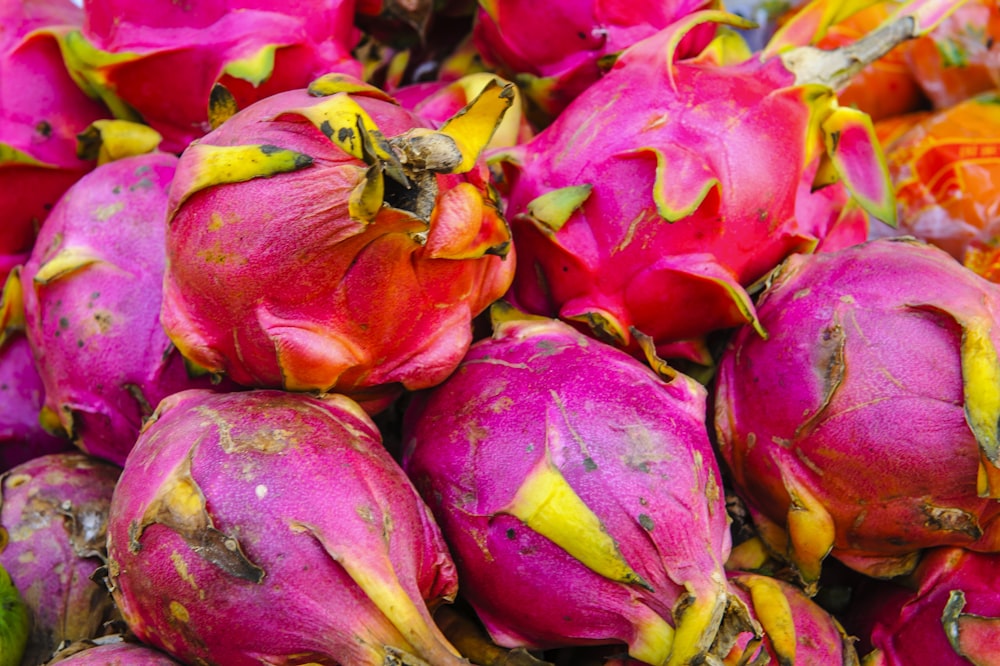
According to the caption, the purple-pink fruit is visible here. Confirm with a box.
[849,547,1000,665]
[60,0,361,152]
[498,10,908,364]
[0,452,121,666]
[715,237,1000,589]
[0,0,109,258]
[724,572,859,665]
[19,151,225,466]
[47,639,183,664]
[107,388,467,666]
[161,76,516,406]
[403,314,746,666]
[0,335,73,472]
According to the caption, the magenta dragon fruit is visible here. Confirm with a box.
[403,313,750,666]
[161,75,516,408]
[47,640,183,665]
[18,151,228,466]
[107,388,467,666]
[847,546,1000,665]
[0,0,109,261]
[714,237,1000,591]
[498,6,959,364]
[58,0,362,153]
[0,452,122,666]
[723,572,859,665]
[0,335,74,471]
[472,0,718,121]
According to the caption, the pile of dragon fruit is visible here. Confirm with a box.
[4,0,1000,663]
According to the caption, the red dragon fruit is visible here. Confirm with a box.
[471,0,718,122]
[714,237,1000,591]
[723,572,859,665]
[161,75,516,408]
[107,388,467,666]
[0,0,109,261]
[47,640,183,665]
[18,151,227,466]
[0,335,74,471]
[403,312,750,666]
[848,547,1000,665]
[498,4,955,364]
[58,0,362,153]
[0,452,122,666]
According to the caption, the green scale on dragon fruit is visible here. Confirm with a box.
[160,74,516,411]
[496,2,963,367]
[56,0,363,153]
[0,452,122,666]
[0,0,110,265]
[107,388,469,666]
[18,152,230,467]
[715,237,1000,592]
[403,312,752,666]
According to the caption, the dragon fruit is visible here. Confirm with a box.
[107,388,467,666]
[161,75,516,407]
[0,0,109,260]
[723,572,859,665]
[0,335,73,471]
[497,5,933,363]
[471,0,718,122]
[848,547,1000,665]
[19,151,227,466]
[403,313,749,666]
[58,0,362,153]
[0,452,122,666]
[47,640,183,665]
[714,237,1000,590]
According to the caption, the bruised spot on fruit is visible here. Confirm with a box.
[169,600,190,623]
[170,551,199,591]
[130,454,265,584]
[797,321,846,438]
[923,505,982,539]
[638,514,654,531]
[35,120,52,139]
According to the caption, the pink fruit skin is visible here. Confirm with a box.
[715,238,1000,580]
[49,641,183,664]
[0,452,122,666]
[403,317,733,662]
[161,86,515,403]
[472,0,716,119]
[0,335,74,472]
[848,547,1000,665]
[108,388,464,666]
[20,152,226,466]
[502,22,869,362]
[724,572,858,665]
[1,0,108,257]
[77,0,362,152]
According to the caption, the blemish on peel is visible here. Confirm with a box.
[170,600,190,623]
[255,485,267,500]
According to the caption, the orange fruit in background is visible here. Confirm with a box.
[876,92,1000,280]
[906,0,1000,110]
[817,2,928,121]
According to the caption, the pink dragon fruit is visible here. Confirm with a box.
[723,572,859,665]
[403,312,750,666]
[58,0,362,153]
[471,0,718,122]
[107,388,467,666]
[498,6,954,364]
[161,75,516,407]
[0,0,109,260]
[847,547,1000,665]
[714,237,1000,591]
[0,452,122,666]
[19,151,228,466]
[0,335,74,471]
[47,640,183,665]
